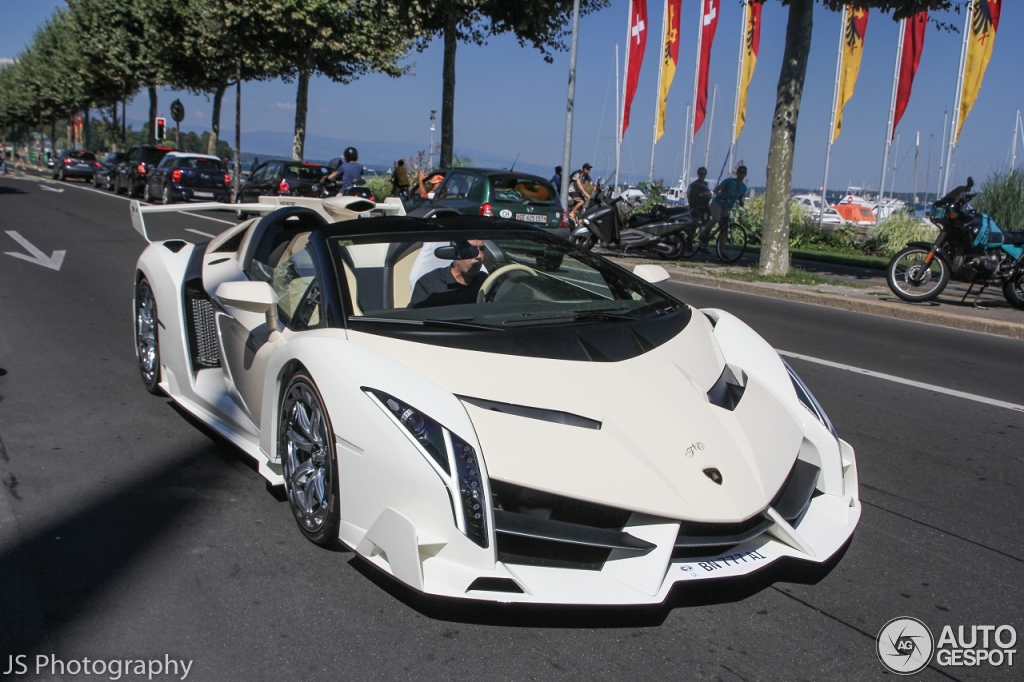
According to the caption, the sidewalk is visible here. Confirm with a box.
[611,250,1024,341]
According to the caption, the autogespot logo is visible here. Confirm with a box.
[877,617,934,675]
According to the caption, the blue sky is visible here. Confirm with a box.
[2,0,1021,192]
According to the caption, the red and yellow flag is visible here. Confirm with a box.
[956,0,1001,143]
[733,0,762,143]
[832,6,869,143]
[655,0,682,141]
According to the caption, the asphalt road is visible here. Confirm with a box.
[0,173,1021,681]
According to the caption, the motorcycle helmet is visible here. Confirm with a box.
[344,147,358,162]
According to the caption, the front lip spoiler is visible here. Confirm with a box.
[494,509,656,554]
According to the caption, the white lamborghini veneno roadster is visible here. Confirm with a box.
[131,200,860,605]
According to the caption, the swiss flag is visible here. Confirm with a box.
[621,0,648,138]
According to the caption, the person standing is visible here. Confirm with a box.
[687,167,712,224]
[550,166,562,192]
[699,165,748,251]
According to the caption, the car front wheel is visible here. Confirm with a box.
[161,184,172,205]
[279,372,340,546]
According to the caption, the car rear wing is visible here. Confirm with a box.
[130,196,406,243]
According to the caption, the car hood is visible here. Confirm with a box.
[348,316,803,522]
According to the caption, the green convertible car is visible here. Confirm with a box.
[428,168,569,238]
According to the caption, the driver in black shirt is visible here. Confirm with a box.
[410,240,487,308]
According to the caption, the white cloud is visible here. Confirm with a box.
[276,101,296,110]
[0,58,15,66]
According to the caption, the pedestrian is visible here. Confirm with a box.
[687,167,712,224]
[392,159,411,197]
[698,165,748,251]
[550,166,562,191]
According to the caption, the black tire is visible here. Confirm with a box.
[656,233,684,260]
[93,173,101,188]
[58,167,66,182]
[235,193,248,220]
[1003,272,1024,310]
[113,174,124,195]
[143,182,152,202]
[161,184,172,205]
[717,223,747,264]
[680,225,699,259]
[135,277,162,395]
[279,372,340,547]
[886,246,949,302]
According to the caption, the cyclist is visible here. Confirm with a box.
[698,165,747,252]
[567,163,593,224]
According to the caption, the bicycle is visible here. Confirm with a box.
[680,214,748,264]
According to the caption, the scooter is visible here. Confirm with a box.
[571,184,694,259]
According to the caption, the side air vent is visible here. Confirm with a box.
[466,577,524,594]
[212,230,246,253]
[458,396,601,430]
[707,365,745,411]
[162,240,187,253]
[771,459,820,524]
[183,278,221,371]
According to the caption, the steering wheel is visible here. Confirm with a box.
[477,263,538,303]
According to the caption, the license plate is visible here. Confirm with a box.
[515,213,547,223]
[194,191,214,198]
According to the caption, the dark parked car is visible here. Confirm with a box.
[235,160,326,218]
[428,168,568,238]
[52,150,98,181]
[93,152,125,189]
[114,145,174,197]
[145,153,230,204]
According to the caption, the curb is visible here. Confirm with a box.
[661,267,1024,342]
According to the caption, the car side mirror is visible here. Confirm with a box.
[633,264,670,283]
[215,280,280,336]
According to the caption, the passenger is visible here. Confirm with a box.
[568,163,593,224]
[328,147,364,192]
[409,240,487,309]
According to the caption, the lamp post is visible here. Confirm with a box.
[429,110,437,169]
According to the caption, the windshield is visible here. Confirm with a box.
[330,229,684,329]
[489,175,557,204]
[285,164,324,182]
[176,157,224,171]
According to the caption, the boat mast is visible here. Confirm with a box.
[649,0,669,181]
[878,17,905,223]
[820,6,847,229]
[942,4,973,195]
[889,132,900,203]
[913,131,920,208]
[1012,108,1021,171]
[703,83,717,170]
[615,42,623,192]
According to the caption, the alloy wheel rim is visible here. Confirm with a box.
[136,283,158,383]
[893,252,940,294]
[281,383,332,532]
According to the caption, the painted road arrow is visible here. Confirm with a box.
[40,185,65,193]
[4,230,66,270]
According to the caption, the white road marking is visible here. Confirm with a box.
[779,350,1024,414]
[185,228,216,238]
[4,230,66,271]
[40,185,64,193]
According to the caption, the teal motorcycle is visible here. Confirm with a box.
[886,177,1024,309]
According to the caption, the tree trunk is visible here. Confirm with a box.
[233,59,242,202]
[208,82,226,156]
[291,63,311,161]
[110,103,118,152]
[84,107,90,151]
[759,0,814,275]
[147,85,158,145]
[440,13,457,169]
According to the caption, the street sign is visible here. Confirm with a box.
[170,100,185,123]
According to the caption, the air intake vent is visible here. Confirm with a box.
[183,278,220,371]
[213,231,245,253]
[707,365,745,411]
[466,577,524,594]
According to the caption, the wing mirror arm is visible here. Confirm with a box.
[215,281,281,340]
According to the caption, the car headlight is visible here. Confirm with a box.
[782,359,839,443]
[364,389,488,548]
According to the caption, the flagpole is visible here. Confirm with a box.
[703,83,717,170]
[615,41,623,192]
[937,109,948,196]
[820,6,847,229]
[686,0,705,187]
[681,102,691,187]
[943,3,973,195]
[889,132,900,202]
[729,0,747,173]
[650,0,669,181]
[878,17,905,222]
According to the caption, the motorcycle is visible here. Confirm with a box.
[571,184,694,259]
[886,176,1024,309]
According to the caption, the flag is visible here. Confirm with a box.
[622,0,649,138]
[693,0,720,136]
[734,0,762,142]
[655,0,682,141]
[892,11,927,139]
[956,0,1001,143]
[832,6,869,143]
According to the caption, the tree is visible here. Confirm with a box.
[264,0,415,161]
[403,0,609,169]
[759,0,954,274]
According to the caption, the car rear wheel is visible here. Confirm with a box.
[93,173,101,188]
[235,193,248,220]
[279,372,340,546]
[135,277,162,395]
[58,167,66,182]
[162,185,172,205]
[113,175,124,195]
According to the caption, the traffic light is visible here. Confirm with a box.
[155,117,166,141]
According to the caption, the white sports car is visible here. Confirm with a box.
[131,197,860,605]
